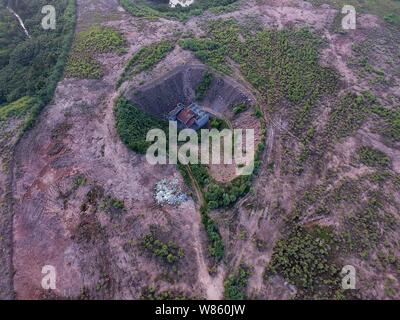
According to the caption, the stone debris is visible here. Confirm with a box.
[154,178,189,206]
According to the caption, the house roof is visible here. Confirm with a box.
[177,108,196,127]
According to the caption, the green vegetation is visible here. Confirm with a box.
[117,40,174,87]
[195,71,213,101]
[372,105,400,141]
[115,97,168,154]
[325,92,375,140]
[179,38,231,74]
[357,146,391,168]
[309,0,400,27]
[177,164,224,261]
[265,226,340,297]
[205,176,251,209]
[100,196,126,216]
[180,20,338,137]
[65,25,126,79]
[343,195,395,256]
[232,103,248,115]
[141,286,189,300]
[200,205,224,261]
[210,118,229,130]
[0,0,76,129]
[0,96,36,122]
[73,174,87,187]
[184,136,265,210]
[120,0,239,21]
[141,231,185,264]
[224,264,251,300]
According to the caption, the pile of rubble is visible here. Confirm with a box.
[154,178,189,206]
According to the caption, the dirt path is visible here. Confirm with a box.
[186,165,225,300]
[231,122,276,270]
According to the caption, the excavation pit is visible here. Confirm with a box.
[124,65,255,120]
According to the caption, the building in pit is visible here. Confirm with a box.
[168,103,210,130]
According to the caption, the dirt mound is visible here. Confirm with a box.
[124,65,254,118]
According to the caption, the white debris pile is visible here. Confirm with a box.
[154,178,189,206]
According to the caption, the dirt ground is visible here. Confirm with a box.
[1,0,399,299]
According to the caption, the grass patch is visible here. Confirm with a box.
[210,117,229,130]
[357,146,391,168]
[100,196,126,216]
[372,105,400,141]
[66,25,126,79]
[117,40,174,87]
[0,96,37,121]
[325,92,375,140]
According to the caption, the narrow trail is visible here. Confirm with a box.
[186,165,225,300]
[231,123,276,270]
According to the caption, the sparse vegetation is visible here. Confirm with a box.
[180,20,338,139]
[117,40,175,87]
[325,92,375,140]
[372,105,400,141]
[141,231,185,265]
[357,146,391,168]
[100,196,126,216]
[309,0,400,27]
[65,25,126,79]
[343,194,397,256]
[141,286,189,300]
[195,71,213,101]
[265,226,340,297]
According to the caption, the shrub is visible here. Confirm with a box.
[200,205,225,261]
[196,72,213,101]
[232,103,248,115]
[357,146,391,168]
[265,226,340,296]
[141,231,185,265]
[224,264,251,300]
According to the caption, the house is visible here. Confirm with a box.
[168,103,210,130]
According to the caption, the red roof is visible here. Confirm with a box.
[177,108,196,127]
